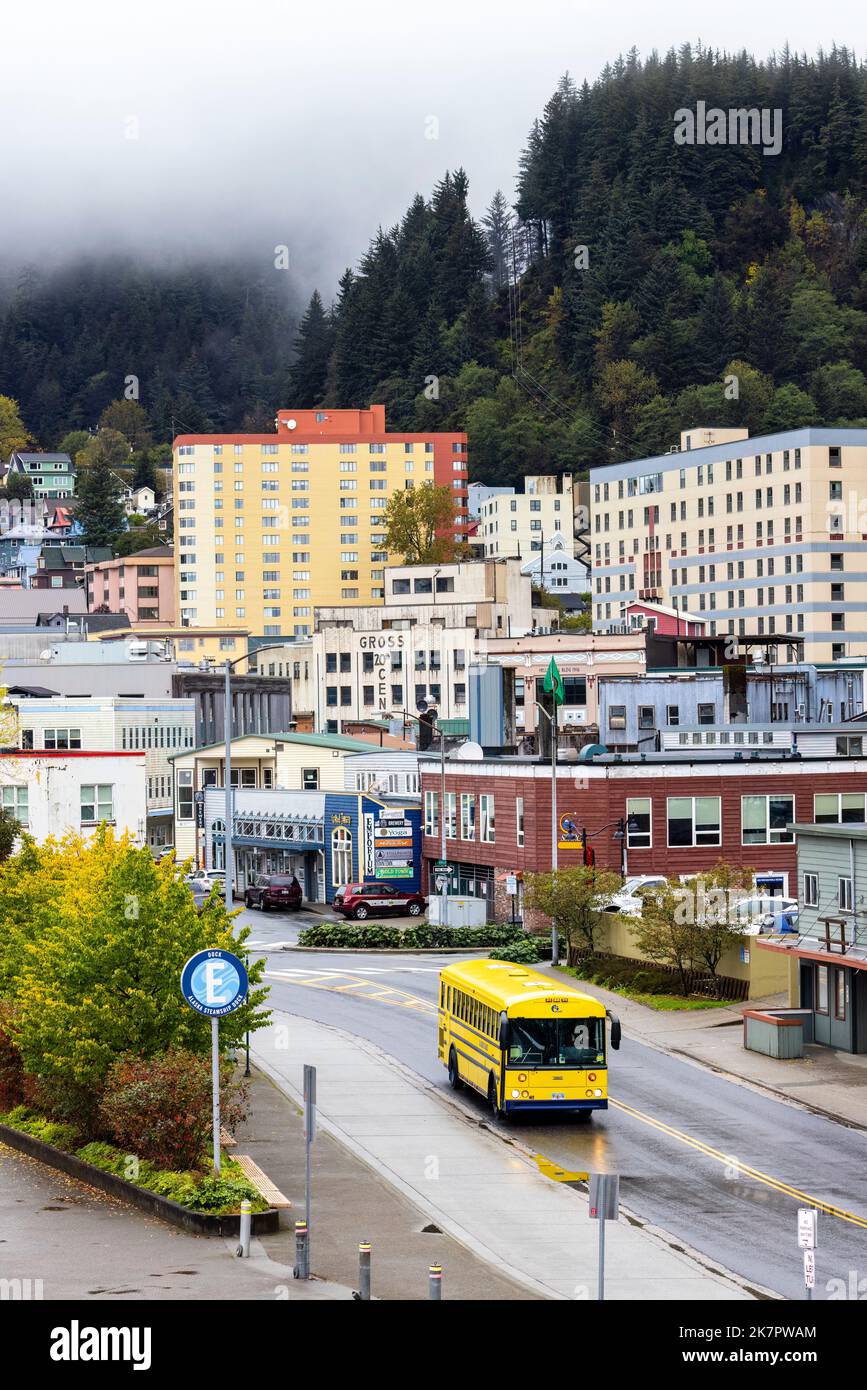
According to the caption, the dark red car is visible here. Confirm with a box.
[332,882,426,920]
[244,873,303,912]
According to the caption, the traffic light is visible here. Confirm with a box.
[418,708,438,751]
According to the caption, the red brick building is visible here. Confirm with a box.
[420,751,867,922]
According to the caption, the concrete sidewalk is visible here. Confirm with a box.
[0,1139,353,1302]
[544,969,867,1130]
[252,1011,758,1301]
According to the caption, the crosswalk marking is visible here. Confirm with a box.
[262,968,438,1015]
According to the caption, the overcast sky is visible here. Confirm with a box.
[1,0,862,300]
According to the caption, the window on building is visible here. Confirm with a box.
[697,703,715,725]
[741,795,795,845]
[460,793,475,841]
[81,783,114,824]
[1,785,28,826]
[176,770,194,819]
[803,872,819,908]
[562,676,587,706]
[814,793,866,824]
[608,705,627,730]
[815,965,829,1014]
[626,797,651,848]
[424,790,439,837]
[44,727,82,750]
[667,796,721,847]
[516,795,524,848]
[444,792,457,840]
[839,876,854,913]
[331,826,352,887]
[480,794,496,843]
[666,705,679,727]
[836,736,863,756]
[638,706,655,731]
[302,768,319,791]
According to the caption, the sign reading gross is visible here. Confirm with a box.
[181,948,249,1018]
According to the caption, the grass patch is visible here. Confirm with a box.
[554,962,733,1011]
[0,1108,268,1215]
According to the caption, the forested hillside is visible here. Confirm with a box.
[3,45,867,480]
[293,44,867,483]
[0,259,296,448]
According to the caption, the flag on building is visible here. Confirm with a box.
[543,656,564,705]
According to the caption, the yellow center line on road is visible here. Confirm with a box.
[264,969,867,1231]
[609,1096,867,1231]
[263,969,438,1014]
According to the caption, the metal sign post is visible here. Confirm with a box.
[180,949,249,1177]
[798,1207,818,1301]
[589,1173,620,1301]
[303,1063,317,1279]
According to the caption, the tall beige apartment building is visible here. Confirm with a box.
[590,427,867,663]
[172,406,468,637]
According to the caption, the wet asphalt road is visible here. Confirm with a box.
[239,908,867,1300]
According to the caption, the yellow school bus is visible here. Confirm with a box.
[438,959,621,1120]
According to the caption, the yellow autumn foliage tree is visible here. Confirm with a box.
[0,827,269,1093]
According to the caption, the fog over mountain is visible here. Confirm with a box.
[1,0,858,297]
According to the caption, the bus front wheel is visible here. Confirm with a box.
[448,1048,462,1091]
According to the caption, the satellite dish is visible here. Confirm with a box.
[453,740,484,760]
[286,418,297,430]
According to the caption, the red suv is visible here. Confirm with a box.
[332,882,426,920]
[244,874,303,912]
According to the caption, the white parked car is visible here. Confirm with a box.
[186,869,226,885]
[602,875,669,916]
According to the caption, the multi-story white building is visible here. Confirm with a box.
[7,695,195,852]
[590,427,867,662]
[305,559,538,732]
[0,750,146,845]
[479,474,575,560]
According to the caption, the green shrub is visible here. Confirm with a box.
[298,922,525,950]
[75,1143,268,1214]
[98,1049,248,1171]
[489,939,543,964]
[0,1105,79,1150]
[569,952,683,996]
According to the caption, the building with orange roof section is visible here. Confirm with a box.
[172,405,468,637]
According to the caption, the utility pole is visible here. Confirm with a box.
[224,659,233,911]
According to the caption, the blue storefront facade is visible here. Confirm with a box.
[204,786,421,903]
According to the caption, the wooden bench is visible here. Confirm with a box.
[233,1154,292,1209]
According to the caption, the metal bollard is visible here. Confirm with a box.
[293,1220,309,1280]
[428,1263,442,1300]
[358,1241,371,1300]
[236,1198,252,1258]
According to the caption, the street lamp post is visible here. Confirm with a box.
[221,644,296,914]
[581,816,637,880]
[534,701,559,966]
[399,703,450,927]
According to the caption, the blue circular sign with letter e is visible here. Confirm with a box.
[181,949,249,1017]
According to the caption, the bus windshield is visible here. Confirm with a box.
[507,1017,605,1067]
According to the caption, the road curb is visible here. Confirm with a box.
[276,944,496,955]
[0,1123,280,1237]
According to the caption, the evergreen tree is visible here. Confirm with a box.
[75,453,126,548]
[287,290,334,404]
[483,190,513,291]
